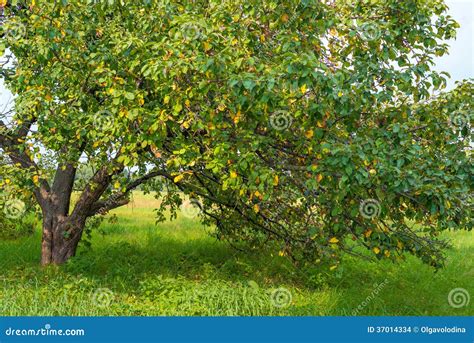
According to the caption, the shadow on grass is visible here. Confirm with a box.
[0,227,346,316]
[1,224,472,316]
[67,232,308,288]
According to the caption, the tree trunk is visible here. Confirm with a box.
[40,209,86,265]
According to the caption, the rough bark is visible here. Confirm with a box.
[41,194,87,265]
[40,212,86,265]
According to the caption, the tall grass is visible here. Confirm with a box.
[0,192,472,316]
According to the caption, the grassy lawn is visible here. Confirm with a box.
[0,192,472,316]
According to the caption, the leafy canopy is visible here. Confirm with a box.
[0,0,472,268]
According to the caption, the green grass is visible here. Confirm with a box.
[0,192,473,316]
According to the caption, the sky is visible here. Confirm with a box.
[1,0,473,107]
[434,0,474,88]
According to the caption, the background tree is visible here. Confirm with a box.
[0,0,472,266]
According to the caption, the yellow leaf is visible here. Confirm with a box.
[317,174,323,183]
[174,174,184,183]
[305,129,314,139]
[32,175,39,185]
[337,91,343,97]
[329,265,338,271]
[232,110,242,124]
[119,108,128,118]
[164,95,170,104]
[113,181,120,189]
[260,34,266,42]
[5,178,11,184]
[185,99,191,107]
[273,175,279,186]
[316,120,325,128]
[253,204,260,213]
[0,0,7,7]
[230,171,237,179]
[397,241,404,249]
[254,190,263,199]
[329,237,339,244]
[203,41,211,51]
[369,169,377,176]
[384,250,391,257]
[363,229,373,238]
[278,251,285,257]
[300,84,307,94]
[138,98,145,106]
[373,247,381,254]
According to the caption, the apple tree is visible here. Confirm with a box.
[0,0,472,266]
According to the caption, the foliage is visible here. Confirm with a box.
[0,0,472,267]
[0,174,38,239]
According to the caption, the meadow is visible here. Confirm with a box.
[0,192,472,316]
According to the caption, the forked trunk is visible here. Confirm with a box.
[37,160,120,265]
[40,210,86,265]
